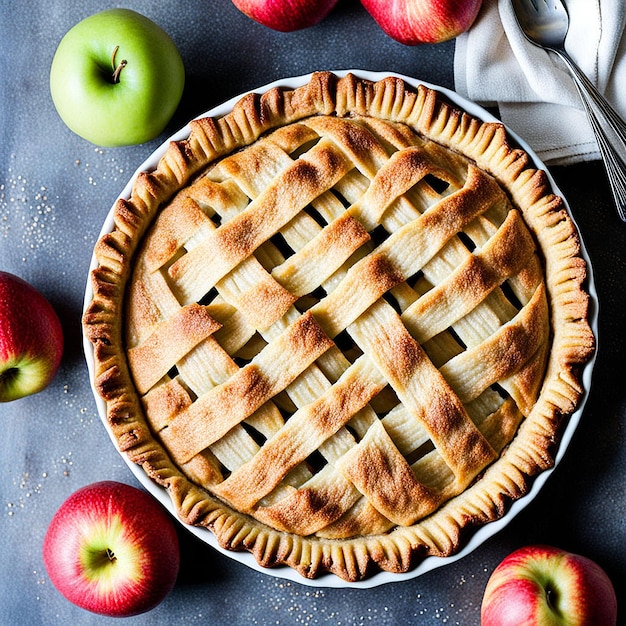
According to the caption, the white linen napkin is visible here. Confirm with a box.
[454,0,626,164]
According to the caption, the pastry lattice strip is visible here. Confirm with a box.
[126,114,547,536]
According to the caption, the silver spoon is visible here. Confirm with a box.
[511,0,626,222]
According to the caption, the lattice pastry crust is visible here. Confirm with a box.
[83,72,594,582]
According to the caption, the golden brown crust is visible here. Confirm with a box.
[83,72,594,582]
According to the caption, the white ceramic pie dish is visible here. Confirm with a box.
[83,69,598,588]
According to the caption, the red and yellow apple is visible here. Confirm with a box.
[43,481,180,617]
[231,0,339,32]
[0,271,63,402]
[481,545,618,626]
[360,0,483,45]
[50,9,185,147]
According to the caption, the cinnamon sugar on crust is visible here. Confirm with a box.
[83,72,594,582]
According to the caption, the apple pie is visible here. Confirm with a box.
[83,72,595,582]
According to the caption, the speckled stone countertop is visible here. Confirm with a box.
[1,1,624,624]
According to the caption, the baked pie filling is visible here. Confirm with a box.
[84,72,594,581]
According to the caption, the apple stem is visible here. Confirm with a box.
[110,46,127,84]
[105,548,116,563]
[0,367,17,386]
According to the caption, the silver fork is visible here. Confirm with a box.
[511,0,626,222]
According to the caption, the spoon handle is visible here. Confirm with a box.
[555,48,626,222]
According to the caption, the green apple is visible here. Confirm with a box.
[50,9,185,147]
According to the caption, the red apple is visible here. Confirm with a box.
[481,545,618,626]
[360,0,483,45]
[43,481,180,617]
[231,0,339,32]
[0,271,64,402]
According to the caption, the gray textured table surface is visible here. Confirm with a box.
[1,1,624,624]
